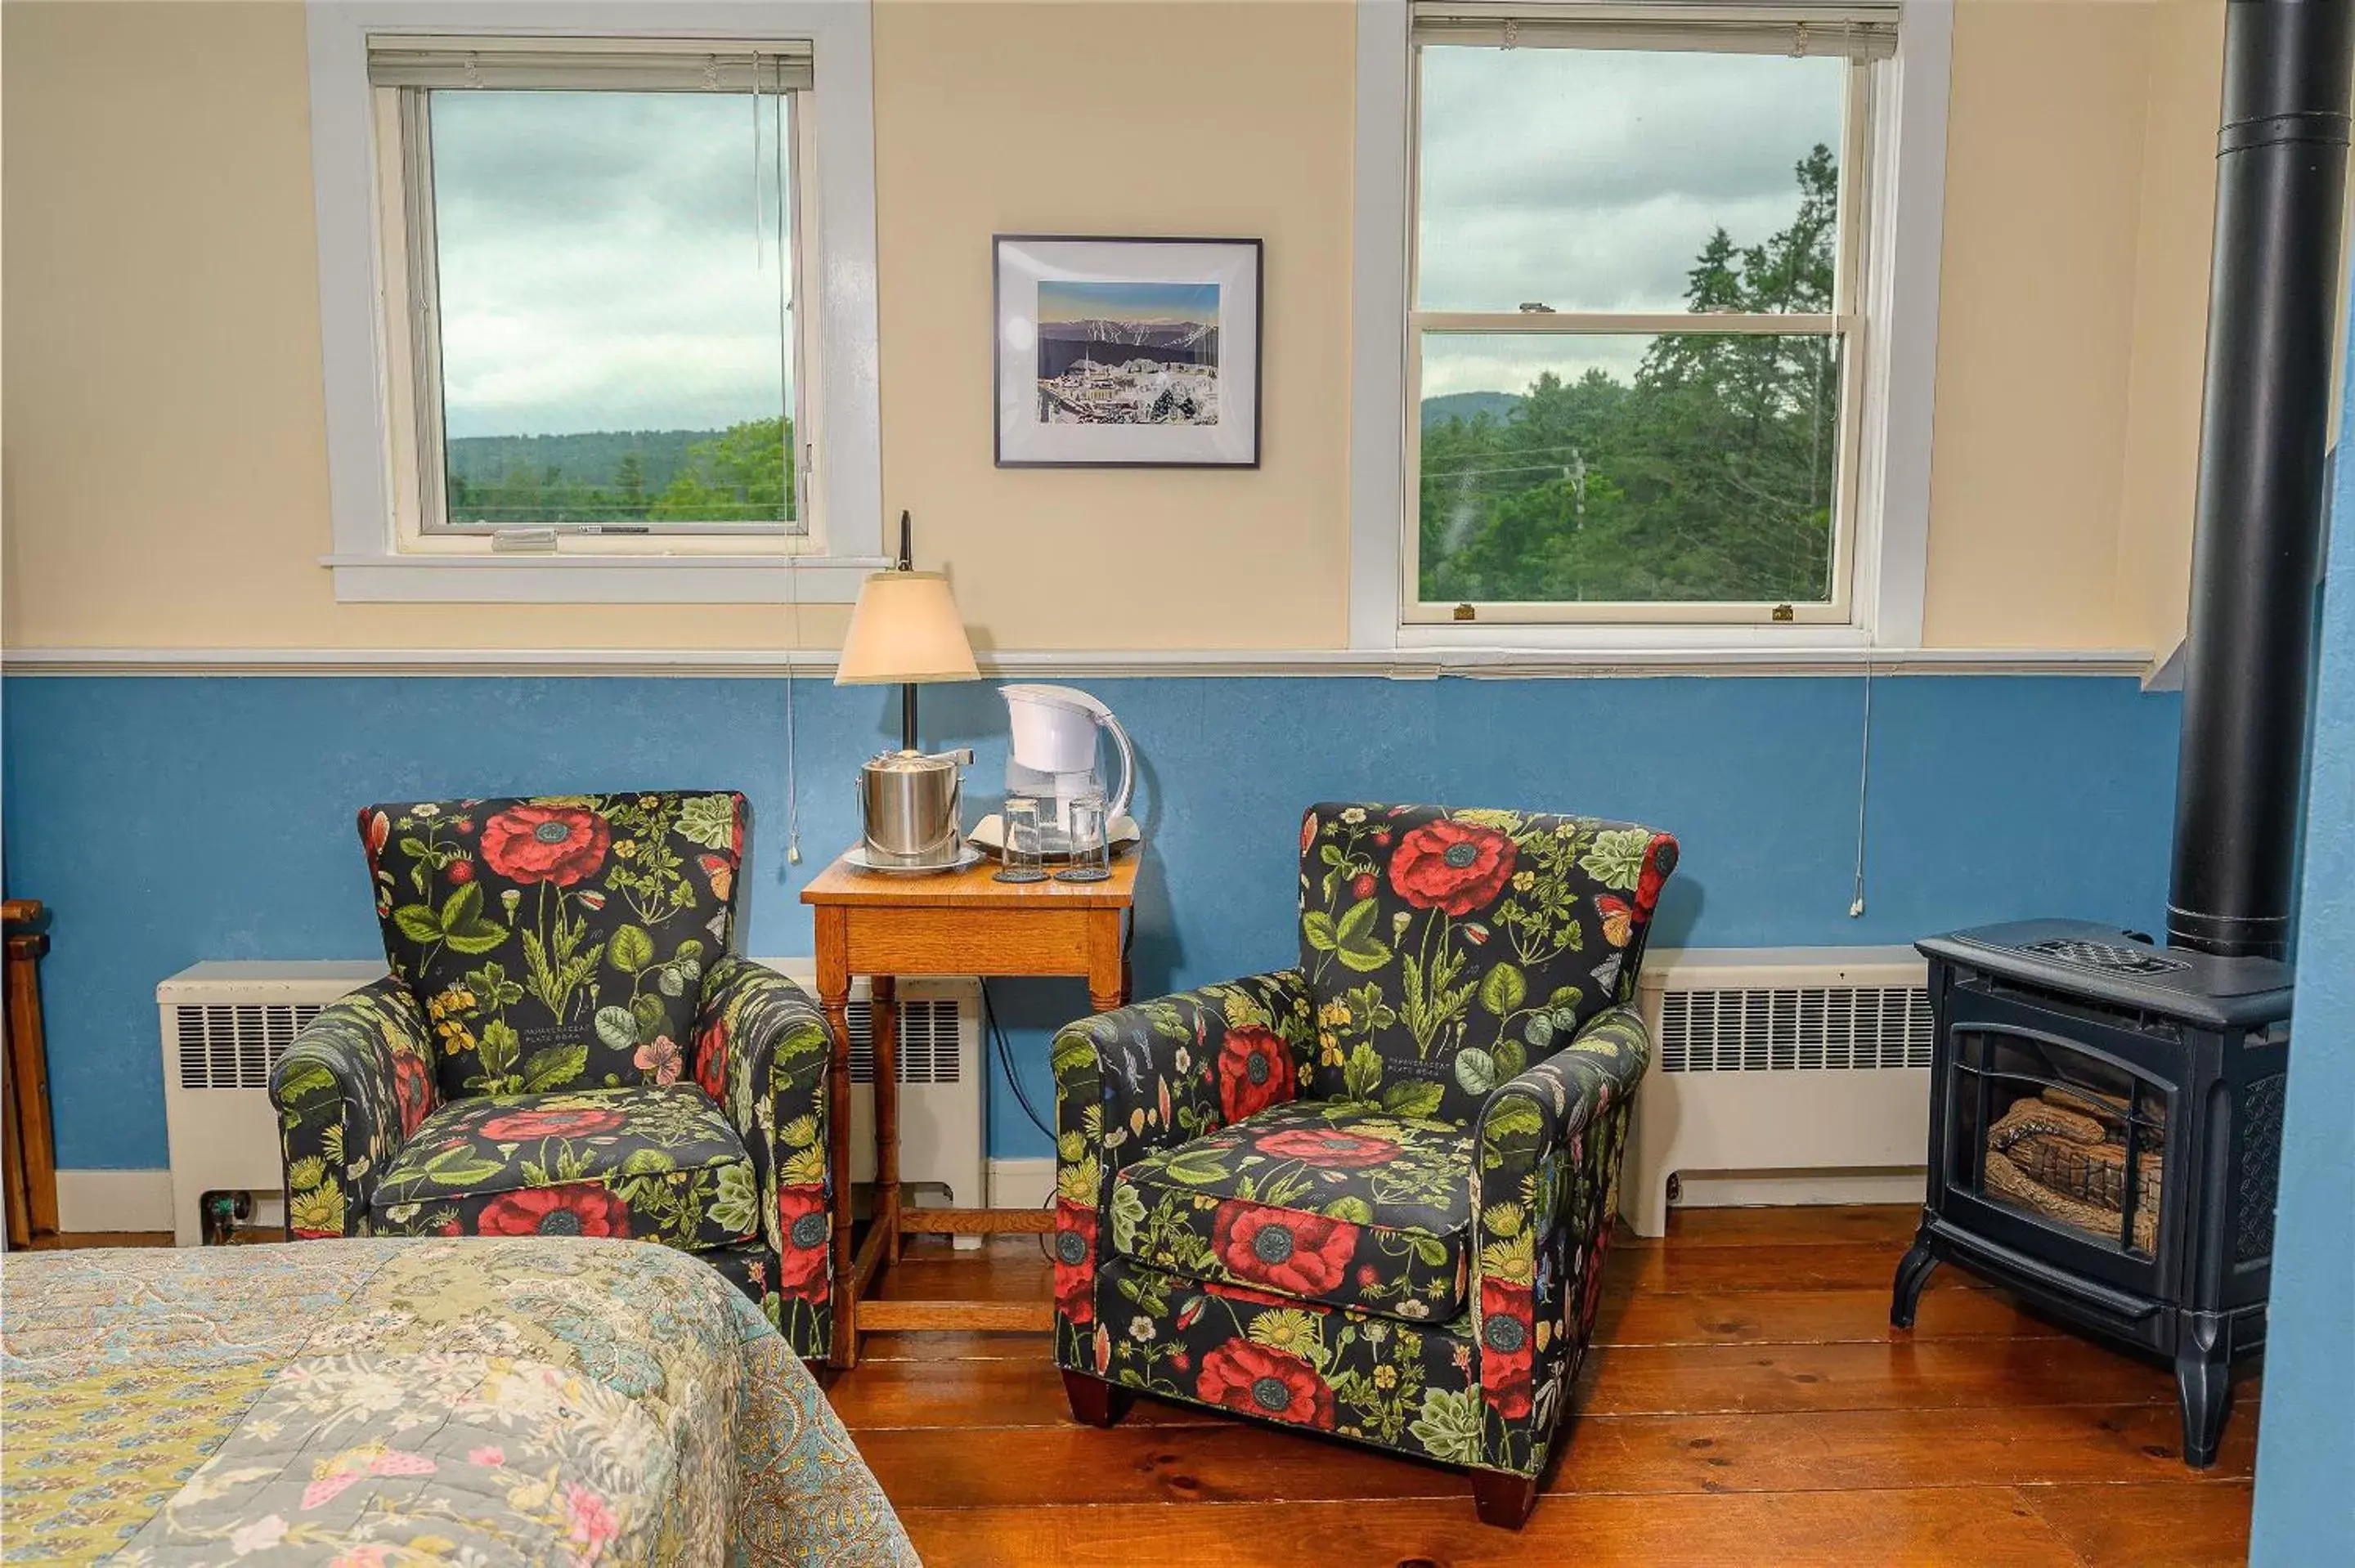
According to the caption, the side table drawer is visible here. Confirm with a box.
[842,907,1095,976]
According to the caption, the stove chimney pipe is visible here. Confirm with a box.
[2168,0,2353,959]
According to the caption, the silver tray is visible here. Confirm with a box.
[841,842,986,876]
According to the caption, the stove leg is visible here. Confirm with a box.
[2175,1337,2233,1469]
[1890,1237,1939,1329]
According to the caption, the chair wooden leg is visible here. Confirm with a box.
[1061,1370,1134,1428]
[1469,1469,1539,1529]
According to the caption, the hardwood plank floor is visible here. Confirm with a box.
[829,1205,2257,1566]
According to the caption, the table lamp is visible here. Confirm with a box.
[836,511,980,751]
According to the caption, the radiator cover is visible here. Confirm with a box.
[1625,947,1932,1236]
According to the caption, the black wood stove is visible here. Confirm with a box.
[1893,920,2293,1464]
[1895,0,2349,1469]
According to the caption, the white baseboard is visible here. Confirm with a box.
[55,1169,175,1233]
[987,1157,1056,1212]
[1671,1169,1927,1210]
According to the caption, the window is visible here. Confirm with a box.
[1406,4,1899,626]
[371,38,817,549]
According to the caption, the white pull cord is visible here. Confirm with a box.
[1850,660,1873,917]
[756,53,802,865]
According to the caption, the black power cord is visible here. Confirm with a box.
[979,979,1062,1261]
[981,979,1056,1140]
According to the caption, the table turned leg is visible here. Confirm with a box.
[815,907,858,1370]
[872,974,903,1265]
[1086,909,1128,1015]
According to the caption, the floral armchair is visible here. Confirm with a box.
[269,792,836,1360]
[1052,802,1677,1527]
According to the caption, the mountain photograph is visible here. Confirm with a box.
[1033,279,1222,425]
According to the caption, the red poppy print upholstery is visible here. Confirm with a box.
[359,793,747,1100]
[1112,1100,1473,1319]
[1297,802,1678,1124]
[370,1086,758,1250]
[1054,803,1675,1504]
[271,791,837,1363]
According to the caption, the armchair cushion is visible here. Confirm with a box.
[1113,1100,1473,1321]
[359,792,747,1100]
[368,1085,759,1252]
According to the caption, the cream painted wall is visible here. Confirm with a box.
[0,0,2245,658]
[872,0,1352,652]
[2112,0,2227,666]
[1923,0,2160,649]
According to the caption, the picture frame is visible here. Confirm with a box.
[993,234,1263,468]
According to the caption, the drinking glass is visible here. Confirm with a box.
[1056,791,1112,884]
[994,795,1050,884]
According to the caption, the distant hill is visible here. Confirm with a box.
[445,429,720,494]
[1036,320,1218,378]
[1420,391,1523,429]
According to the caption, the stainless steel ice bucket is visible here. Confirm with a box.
[858,749,969,866]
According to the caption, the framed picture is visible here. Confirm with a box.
[994,234,1263,468]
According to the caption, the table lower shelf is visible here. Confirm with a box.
[849,1206,1059,1337]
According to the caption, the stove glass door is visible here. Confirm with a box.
[1949,1030,2169,1260]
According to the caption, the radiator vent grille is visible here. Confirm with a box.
[169,997,969,1089]
[173,1003,326,1089]
[1658,986,1931,1073]
[846,998,965,1086]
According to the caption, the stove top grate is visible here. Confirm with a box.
[2017,937,2190,976]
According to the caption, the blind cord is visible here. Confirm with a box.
[1850,660,1873,918]
[765,56,802,866]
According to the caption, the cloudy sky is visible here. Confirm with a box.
[431,89,792,439]
[1417,43,1845,400]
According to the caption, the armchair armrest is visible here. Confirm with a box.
[693,958,831,1285]
[1050,969,1312,1349]
[1466,1005,1651,1470]
[1052,968,1314,1189]
[269,976,437,1239]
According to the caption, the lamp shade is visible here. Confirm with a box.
[835,570,980,686]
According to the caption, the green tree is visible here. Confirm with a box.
[652,416,794,523]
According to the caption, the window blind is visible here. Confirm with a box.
[367,36,814,92]
[1411,2,1900,60]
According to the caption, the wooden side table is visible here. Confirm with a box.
[801,852,1138,1369]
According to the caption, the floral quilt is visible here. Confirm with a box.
[1,1238,914,1566]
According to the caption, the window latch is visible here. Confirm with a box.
[1518,302,1554,314]
[491,527,558,554]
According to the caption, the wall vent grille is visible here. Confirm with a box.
[846,998,965,1086]
[173,1003,326,1090]
[1658,985,1931,1073]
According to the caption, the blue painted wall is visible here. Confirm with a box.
[2250,412,2355,1548]
[0,671,2180,1170]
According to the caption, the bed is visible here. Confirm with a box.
[1,1236,916,1566]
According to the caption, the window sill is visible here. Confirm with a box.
[1394,621,1873,655]
[322,552,886,605]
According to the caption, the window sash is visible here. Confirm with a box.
[367,36,814,92]
[379,75,816,542]
[1403,25,1877,625]
[1410,3,1898,60]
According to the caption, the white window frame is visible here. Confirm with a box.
[1349,0,1952,653]
[307,1,886,603]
